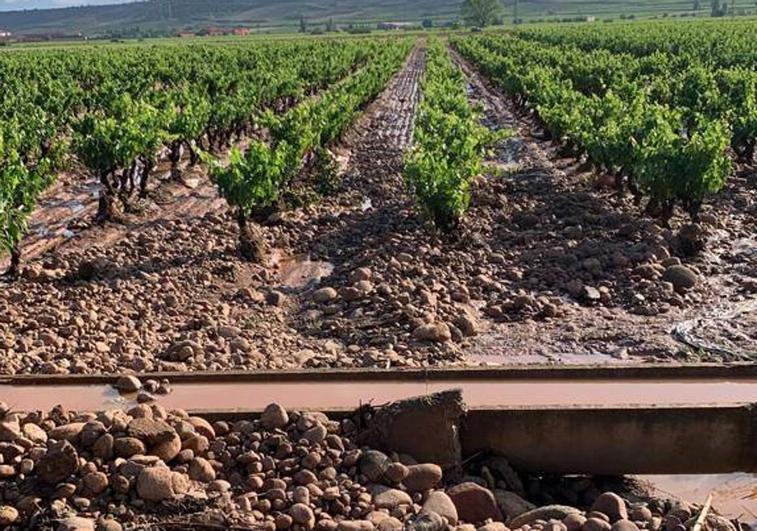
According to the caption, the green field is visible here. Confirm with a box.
[0,0,743,38]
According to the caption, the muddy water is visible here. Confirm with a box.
[278,256,334,289]
[471,351,633,366]
[2,378,756,413]
[640,473,757,525]
[270,249,334,289]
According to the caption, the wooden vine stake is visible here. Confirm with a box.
[691,493,714,531]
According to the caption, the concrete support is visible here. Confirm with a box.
[462,405,757,474]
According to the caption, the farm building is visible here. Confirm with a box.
[377,21,413,30]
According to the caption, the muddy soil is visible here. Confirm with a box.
[451,50,757,365]
[0,44,755,376]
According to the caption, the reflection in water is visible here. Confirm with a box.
[277,254,334,289]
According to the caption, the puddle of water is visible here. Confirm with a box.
[62,229,75,239]
[733,238,757,259]
[497,137,526,166]
[273,252,334,290]
[62,199,86,213]
[470,349,636,366]
[638,474,757,525]
[2,378,756,413]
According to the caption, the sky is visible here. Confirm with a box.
[0,0,131,11]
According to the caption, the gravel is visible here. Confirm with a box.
[0,402,728,531]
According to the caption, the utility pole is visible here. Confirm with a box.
[513,0,519,24]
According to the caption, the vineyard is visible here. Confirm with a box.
[0,19,755,370]
[453,20,756,221]
[0,18,755,531]
[0,38,403,274]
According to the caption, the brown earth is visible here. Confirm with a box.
[0,45,755,376]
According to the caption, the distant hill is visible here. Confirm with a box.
[0,0,702,37]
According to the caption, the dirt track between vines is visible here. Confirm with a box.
[0,44,755,376]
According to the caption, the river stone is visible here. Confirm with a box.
[261,403,289,430]
[611,521,640,531]
[115,375,142,393]
[404,463,442,492]
[93,434,115,460]
[495,489,537,521]
[337,521,375,531]
[412,322,452,343]
[581,286,601,302]
[371,486,412,509]
[454,313,479,337]
[48,422,85,442]
[384,462,409,484]
[114,437,146,458]
[22,423,48,444]
[628,507,652,522]
[377,518,403,531]
[340,286,363,302]
[164,340,202,361]
[127,418,176,445]
[360,450,391,483]
[81,421,106,447]
[447,482,502,524]
[564,513,588,531]
[509,505,581,528]
[591,493,628,523]
[303,423,327,445]
[82,471,109,495]
[0,420,21,442]
[290,503,315,527]
[421,491,458,525]
[208,479,230,492]
[57,516,95,531]
[187,417,215,439]
[662,265,698,291]
[38,440,79,484]
[478,524,508,531]
[349,267,372,283]
[0,506,18,526]
[98,520,123,531]
[589,512,611,522]
[583,518,612,531]
[150,433,181,462]
[313,287,338,303]
[408,512,446,531]
[189,457,216,482]
[136,467,183,502]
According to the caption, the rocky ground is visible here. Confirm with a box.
[0,45,755,375]
[0,400,744,531]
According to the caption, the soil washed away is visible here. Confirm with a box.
[1,43,755,377]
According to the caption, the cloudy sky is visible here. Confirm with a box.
[0,0,131,11]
